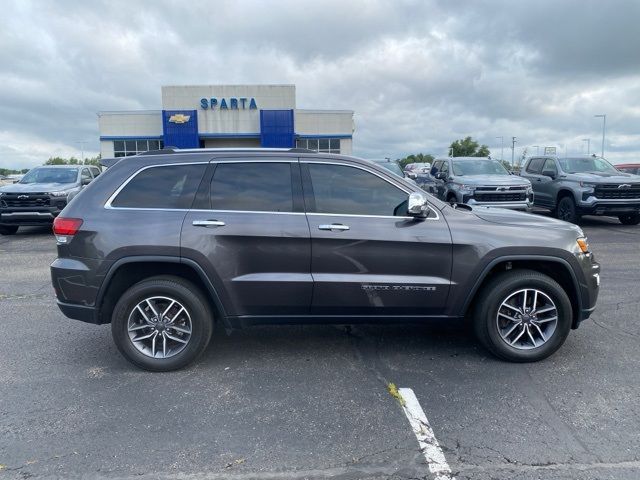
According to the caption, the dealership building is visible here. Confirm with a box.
[98,84,354,158]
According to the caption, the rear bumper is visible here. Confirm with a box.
[56,300,98,324]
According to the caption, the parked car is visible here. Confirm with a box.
[51,148,599,371]
[0,165,101,235]
[615,163,640,175]
[429,157,533,210]
[371,158,409,178]
[404,162,432,179]
[520,155,640,225]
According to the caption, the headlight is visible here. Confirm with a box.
[49,191,69,197]
[453,183,475,192]
[579,182,596,191]
[0,192,4,196]
[576,237,590,253]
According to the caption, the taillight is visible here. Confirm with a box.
[53,217,83,243]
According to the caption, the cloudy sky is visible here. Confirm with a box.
[1,0,639,169]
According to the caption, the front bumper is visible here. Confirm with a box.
[575,253,600,327]
[466,198,533,211]
[577,197,640,216]
[0,206,64,226]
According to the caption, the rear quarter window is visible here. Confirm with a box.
[111,164,206,209]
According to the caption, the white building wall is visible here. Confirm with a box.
[162,85,296,135]
[100,140,115,158]
[294,110,354,136]
[339,138,353,155]
[98,111,162,136]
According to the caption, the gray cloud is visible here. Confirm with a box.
[0,0,638,169]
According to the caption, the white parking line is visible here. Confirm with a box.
[398,387,456,480]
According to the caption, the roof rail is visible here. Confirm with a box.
[100,157,123,168]
[139,147,177,155]
[138,147,319,155]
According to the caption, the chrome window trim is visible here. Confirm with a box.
[301,160,440,220]
[104,161,208,209]
[104,158,439,220]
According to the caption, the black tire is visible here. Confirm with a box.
[556,196,580,224]
[618,213,640,225]
[111,275,213,371]
[0,225,18,235]
[473,270,572,362]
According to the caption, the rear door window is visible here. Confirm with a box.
[111,164,206,209]
[526,158,545,174]
[210,162,294,212]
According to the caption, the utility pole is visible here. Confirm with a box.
[594,114,606,157]
[582,138,590,154]
[76,141,88,164]
[511,137,517,168]
[496,136,504,161]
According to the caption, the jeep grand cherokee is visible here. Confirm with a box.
[51,148,600,371]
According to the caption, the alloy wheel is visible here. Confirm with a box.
[127,296,192,358]
[495,288,558,350]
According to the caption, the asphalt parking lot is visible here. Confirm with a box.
[1,216,639,480]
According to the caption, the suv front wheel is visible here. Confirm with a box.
[556,196,580,224]
[618,213,640,225]
[111,276,213,371]
[0,225,19,235]
[473,270,572,362]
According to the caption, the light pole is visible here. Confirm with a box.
[76,141,88,164]
[531,145,539,155]
[496,136,504,161]
[511,137,517,168]
[582,138,590,154]
[594,114,606,157]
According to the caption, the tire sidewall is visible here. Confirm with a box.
[557,197,577,223]
[480,274,572,362]
[111,279,212,371]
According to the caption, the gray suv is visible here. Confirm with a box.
[430,157,533,210]
[50,148,600,371]
[520,155,640,224]
[0,165,100,235]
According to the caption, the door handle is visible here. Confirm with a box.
[192,220,226,227]
[318,224,350,231]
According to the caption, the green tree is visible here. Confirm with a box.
[397,152,435,169]
[45,157,69,165]
[449,136,490,157]
[44,155,101,166]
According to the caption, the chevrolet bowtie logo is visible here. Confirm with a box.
[618,184,632,189]
[168,114,191,124]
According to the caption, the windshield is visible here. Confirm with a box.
[558,157,619,174]
[378,162,404,177]
[452,159,509,176]
[20,168,78,184]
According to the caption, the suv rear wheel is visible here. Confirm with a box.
[618,213,640,225]
[473,270,572,362]
[0,225,18,235]
[556,196,579,224]
[111,276,213,371]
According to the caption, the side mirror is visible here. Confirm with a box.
[81,177,92,186]
[434,172,446,180]
[407,192,429,218]
[541,170,556,179]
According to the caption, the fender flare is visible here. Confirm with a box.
[96,255,228,325]
[460,255,583,325]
